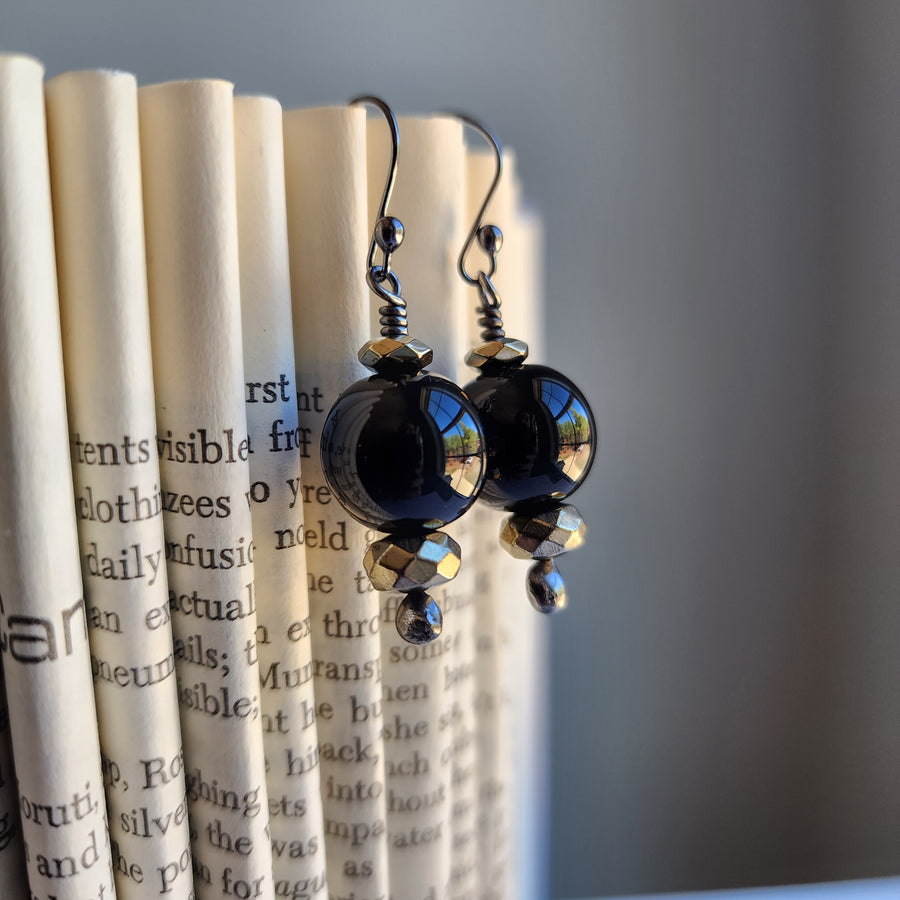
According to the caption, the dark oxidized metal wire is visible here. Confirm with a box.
[351,95,409,338]
[367,267,409,338]
[350,95,399,272]
[449,110,508,343]
[450,111,504,286]
[475,272,505,340]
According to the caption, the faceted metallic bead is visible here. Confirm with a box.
[358,336,433,375]
[364,531,461,592]
[500,504,586,560]
[465,337,529,372]
[321,372,486,533]
[395,589,443,644]
[526,559,568,614]
[464,363,596,513]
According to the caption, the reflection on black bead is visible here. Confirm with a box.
[321,372,485,533]
[464,364,596,513]
[396,589,443,644]
[526,559,568,614]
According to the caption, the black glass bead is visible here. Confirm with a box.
[464,364,595,513]
[321,372,486,534]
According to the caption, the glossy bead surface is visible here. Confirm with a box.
[500,503,586,560]
[526,559,568,614]
[395,589,443,644]
[364,531,461,592]
[464,364,596,513]
[321,372,485,533]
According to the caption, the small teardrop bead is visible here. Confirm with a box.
[526,558,568,614]
[395,589,443,644]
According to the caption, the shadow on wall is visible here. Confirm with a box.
[549,1,900,897]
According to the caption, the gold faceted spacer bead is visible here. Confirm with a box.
[358,336,433,375]
[465,337,529,371]
[364,531,462,592]
[499,504,586,560]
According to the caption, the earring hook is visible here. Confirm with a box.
[350,95,411,338]
[450,111,504,286]
[350,95,403,277]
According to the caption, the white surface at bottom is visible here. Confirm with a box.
[587,877,900,900]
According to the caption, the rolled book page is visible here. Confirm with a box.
[0,669,29,894]
[365,114,469,899]
[138,80,274,900]
[441,163,481,900]
[283,106,390,898]
[233,95,328,900]
[500,204,550,900]
[469,154,550,900]
[0,53,116,900]
[464,149,521,900]
[45,69,194,900]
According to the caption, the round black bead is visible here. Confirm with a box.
[463,364,595,513]
[321,372,486,533]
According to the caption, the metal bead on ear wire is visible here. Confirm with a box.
[453,112,596,613]
[320,96,487,644]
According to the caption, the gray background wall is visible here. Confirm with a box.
[3,1,898,897]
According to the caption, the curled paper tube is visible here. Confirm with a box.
[139,78,273,899]
[364,114,467,899]
[283,105,390,899]
[46,67,193,900]
[0,53,115,900]
[235,94,328,898]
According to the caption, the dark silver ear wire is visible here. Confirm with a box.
[320,96,488,644]
[452,112,514,349]
[350,95,409,339]
[453,111,597,614]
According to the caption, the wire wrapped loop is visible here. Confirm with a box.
[476,272,505,341]
[367,266,408,338]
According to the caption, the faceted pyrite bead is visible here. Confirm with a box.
[464,363,596,514]
[395,589,443,644]
[321,371,486,534]
[364,532,461,592]
[465,337,529,373]
[358,335,433,376]
[526,559,568,614]
[500,504,586,560]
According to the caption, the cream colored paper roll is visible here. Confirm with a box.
[464,149,523,900]
[0,53,115,900]
[365,115,469,900]
[234,95,327,900]
[497,206,548,900]
[467,150,549,900]
[139,79,273,900]
[46,68,193,900]
[283,106,390,899]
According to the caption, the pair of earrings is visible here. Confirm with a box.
[320,97,596,644]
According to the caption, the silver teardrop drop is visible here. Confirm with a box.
[395,589,443,644]
[526,558,568,614]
